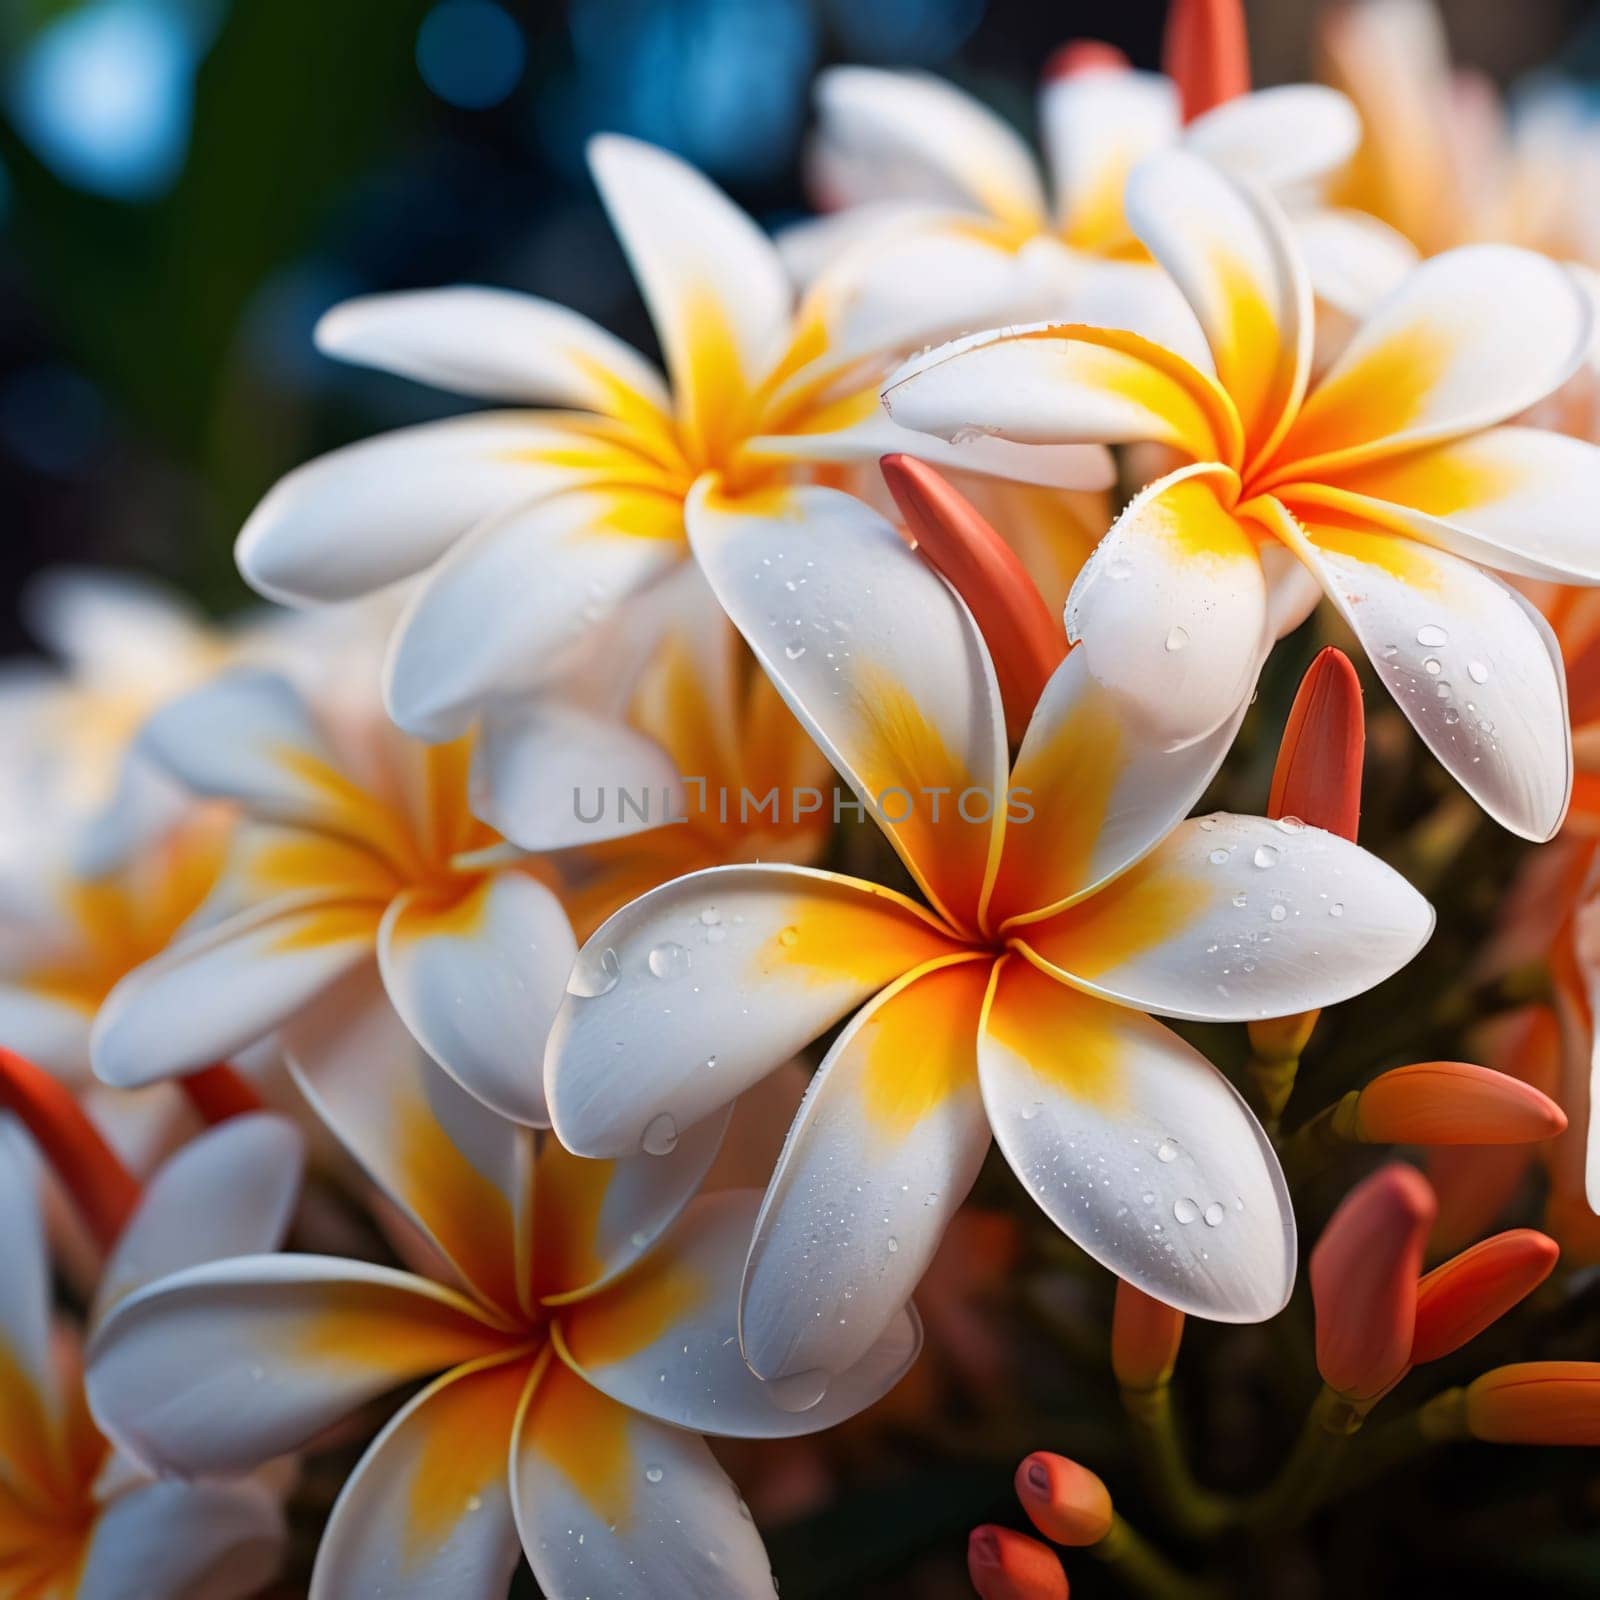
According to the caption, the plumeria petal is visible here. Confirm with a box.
[1181,85,1360,192]
[811,66,1047,231]
[384,484,686,742]
[87,1256,515,1477]
[545,864,962,1159]
[284,969,532,1317]
[91,897,381,1088]
[989,646,1242,927]
[308,1353,532,1600]
[738,959,989,1385]
[235,414,625,605]
[1264,504,1573,841]
[76,1478,284,1600]
[1124,150,1311,465]
[1272,245,1593,475]
[1064,464,1268,749]
[377,873,575,1126]
[687,481,1006,929]
[315,287,671,413]
[1291,209,1417,323]
[512,1359,776,1600]
[93,1113,305,1326]
[559,1188,921,1432]
[979,957,1294,1320]
[588,135,791,459]
[1020,813,1433,1021]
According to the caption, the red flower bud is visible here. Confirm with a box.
[1015,1453,1113,1547]
[1043,40,1129,81]
[1356,1062,1567,1145]
[1161,0,1251,122]
[1269,647,1363,838]
[968,1526,1070,1600]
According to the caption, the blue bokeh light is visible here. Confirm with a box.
[821,0,984,64]
[416,0,526,111]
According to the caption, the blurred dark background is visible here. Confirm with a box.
[0,0,1596,656]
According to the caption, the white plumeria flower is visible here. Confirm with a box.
[779,58,1406,364]
[0,1112,301,1599]
[86,996,918,1600]
[233,135,1109,774]
[885,148,1600,841]
[544,481,1434,1394]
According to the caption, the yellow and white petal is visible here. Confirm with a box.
[883,323,1240,463]
[86,1256,514,1477]
[1021,813,1433,1022]
[1045,254,1213,375]
[589,135,791,454]
[545,864,963,1159]
[308,1354,532,1600]
[384,484,686,742]
[512,1360,777,1600]
[1181,86,1361,195]
[91,896,381,1088]
[1124,151,1311,467]
[1274,245,1593,476]
[979,959,1294,1321]
[1290,209,1418,323]
[376,874,575,1126]
[812,66,1047,232]
[776,199,934,286]
[531,1115,729,1304]
[316,287,670,414]
[738,959,989,1386]
[0,986,91,1083]
[1063,464,1268,749]
[1039,68,1177,251]
[285,969,531,1318]
[1293,427,1600,584]
[988,647,1243,928]
[1268,505,1573,841]
[560,1188,921,1432]
[92,1113,305,1328]
[237,413,614,605]
[687,481,1006,930]
[76,1478,284,1600]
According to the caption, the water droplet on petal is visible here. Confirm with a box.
[768,1368,829,1413]
[1269,903,1287,923]
[784,640,806,660]
[1203,1202,1225,1227]
[1416,624,1448,647]
[1173,1197,1200,1224]
[568,946,620,997]
[1423,657,1442,676]
[645,1465,665,1485]
[641,1114,679,1156]
[887,1236,900,1254]
[778,926,799,949]
[1467,660,1489,684]
[1164,625,1190,653]
[1156,1140,1179,1163]
[1253,845,1279,869]
[648,942,691,979]
[1231,891,1248,908]
[1208,847,1230,865]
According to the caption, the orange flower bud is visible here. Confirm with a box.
[1411,1230,1558,1365]
[179,1061,265,1126]
[1465,1362,1600,1446]
[1269,647,1364,839]
[1111,1280,1185,1391]
[968,1526,1070,1600]
[880,454,1066,742]
[1043,40,1129,81]
[1356,1062,1567,1146]
[1425,1143,1534,1260]
[1161,0,1250,122]
[1311,1164,1435,1403]
[1015,1453,1113,1547]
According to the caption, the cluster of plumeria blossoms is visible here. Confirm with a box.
[7,0,1600,1594]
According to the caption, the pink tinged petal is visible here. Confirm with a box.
[1266,505,1573,841]
[92,1113,305,1328]
[587,135,791,453]
[308,1355,532,1600]
[76,1478,285,1600]
[990,647,1243,927]
[686,481,1007,931]
[1039,69,1178,249]
[315,287,670,413]
[85,1256,513,1477]
[738,959,988,1385]
[1064,464,1269,749]
[1181,86,1361,193]
[284,969,532,1317]
[377,873,575,1126]
[236,413,611,605]
[978,959,1294,1321]
[511,1361,778,1600]
[1123,150,1312,467]
[545,864,962,1160]
[1273,245,1594,476]
[90,899,380,1089]
[811,67,1048,230]
[1292,427,1600,584]
[383,484,686,742]
[558,1189,921,1433]
[1020,813,1433,1022]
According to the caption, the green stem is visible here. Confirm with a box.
[1119,1383,1233,1540]
[1245,1051,1302,1137]
[1093,1514,1224,1600]
[1247,1386,1365,1534]
[1279,1091,1362,1183]
[1332,1388,1469,1500]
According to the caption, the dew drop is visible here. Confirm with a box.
[1329,902,1344,917]
[1203,1203,1225,1227]
[1173,1197,1200,1224]
[1141,1191,1156,1204]
[1423,657,1442,676]
[1269,903,1287,923]
[1156,1140,1179,1163]
[768,1368,829,1413]
[1164,625,1190,653]
[1467,660,1488,684]
[648,942,691,979]
[1231,891,1247,908]
[704,1054,718,1070]
[645,1465,665,1485]
[778,926,799,949]
[1416,624,1448,648]
[567,946,620,998]
[1253,845,1279,869]
[641,1114,679,1156]
[1208,847,1230,865]
[784,640,807,660]
[1107,557,1133,581]
[887,1236,900,1254]
[699,907,722,926]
